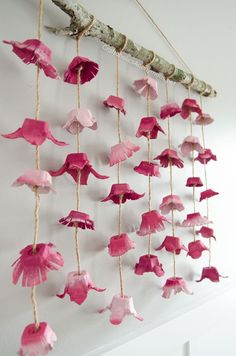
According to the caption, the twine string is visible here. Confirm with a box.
[146,83,152,255]
[31,286,39,330]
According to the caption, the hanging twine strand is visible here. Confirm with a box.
[146,84,152,256]
[31,286,39,330]
[118,195,124,297]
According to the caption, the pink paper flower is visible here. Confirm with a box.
[187,240,208,259]
[197,266,227,282]
[180,98,202,119]
[179,212,212,227]
[12,243,64,287]
[194,113,214,126]
[103,95,126,114]
[156,236,187,255]
[102,183,144,204]
[134,161,160,177]
[18,322,57,356]
[57,270,105,305]
[162,277,192,298]
[159,195,184,214]
[2,118,67,146]
[154,149,184,168]
[133,77,158,100]
[99,294,143,325]
[200,189,219,202]
[108,233,135,257]
[13,169,55,194]
[64,56,99,84]
[136,116,165,139]
[186,177,203,187]
[49,153,109,184]
[63,108,97,134]
[179,136,204,157]
[59,210,94,230]
[134,254,164,277]
[3,39,59,79]
[160,102,181,120]
[110,140,140,166]
[137,210,168,236]
[197,226,216,240]
[195,149,217,164]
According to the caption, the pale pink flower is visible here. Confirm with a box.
[136,116,165,139]
[64,56,99,84]
[162,277,192,299]
[137,210,168,236]
[108,233,135,257]
[180,98,202,119]
[102,183,144,204]
[159,195,184,214]
[179,212,212,227]
[134,254,164,277]
[179,136,204,157]
[134,161,160,177]
[197,266,227,282]
[195,148,217,164]
[156,236,187,255]
[110,140,140,166]
[133,77,158,100]
[103,95,126,114]
[154,149,184,168]
[197,226,216,240]
[194,113,214,126]
[59,210,94,230]
[187,240,208,259]
[63,108,97,134]
[186,177,203,187]
[160,102,181,120]
[13,170,55,194]
[200,189,219,202]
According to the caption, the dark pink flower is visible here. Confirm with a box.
[159,195,184,214]
[18,322,57,356]
[200,189,219,202]
[49,153,109,185]
[12,243,64,287]
[100,294,143,325]
[197,266,227,282]
[179,212,212,227]
[3,39,59,79]
[187,240,208,259]
[162,277,192,298]
[57,270,105,305]
[186,177,203,187]
[13,169,55,194]
[137,210,168,236]
[59,210,94,230]
[64,56,99,84]
[103,95,126,114]
[180,98,202,119]
[195,149,217,164]
[194,113,214,126]
[110,140,140,166]
[134,254,164,277]
[2,118,67,146]
[197,226,216,240]
[134,161,160,177]
[133,77,158,100]
[108,233,135,257]
[156,236,187,255]
[160,102,181,120]
[154,148,184,168]
[63,108,97,134]
[179,136,204,157]
[136,116,165,139]
[101,183,144,204]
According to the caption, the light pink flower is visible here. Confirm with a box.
[2,118,67,146]
[180,98,202,119]
[3,39,59,79]
[179,212,212,227]
[101,183,144,204]
[200,189,219,202]
[110,140,140,166]
[154,149,184,168]
[194,113,214,126]
[108,233,135,257]
[99,294,143,325]
[156,236,187,255]
[64,56,99,84]
[63,108,97,134]
[179,136,204,157]
[160,102,181,120]
[197,226,216,240]
[134,161,160,177]
[187,240,208,259]
[12,243,64,287]
[186,177,203,187]
[103,95,126,114]
[136,116,165,139]
[162,277,192,298]
[133,77,158,100]
[59,210,94,230]
[195,149,217,164]
[18,322,57,356]
[159,195,184,214]
[13,169,55,194]
[134,254,164,277]
[57,270,105,305]
[197,266,227,282]
[137,210,168,236]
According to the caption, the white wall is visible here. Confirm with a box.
[0,1,236,355]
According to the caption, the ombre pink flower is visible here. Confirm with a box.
[200,189,219,202]
[160,102,181,120]
[180,98,202,119]
[108,233,135,257]
[59,210,94,230]
[18,322,57,356]
[13,169,55,194]
[156,236,187,255]
[186,177,203,187]
[197,266,227,282]
[179,136,204,157]
[159,195,184,214]
[64,56,99,84]
[99,294,143,325]
[102,183,144,204]
[133,77,158,100]
[63,108,97,134]
[194,113,214,126]
[162,277,192,298]
[3,39,59,79]
[57,270,105,305]
[103,95,126,114]
[136,116,165,139]
[195,149,217,164]
[134,254,164,277]
[134,161,160,177]
[110,140,140,166]
[2,118,67,146]
[197,226,216,240]
[179,212,212,227]
[12,243,64,287]
[49,153,109,184]
[137,210,168,236]
[187,240,208,259]
[154,149,184,168]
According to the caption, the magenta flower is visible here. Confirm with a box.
[159,194,184,214]
[195,148,217,164]
[12,243,64,287]
[156,236,187,255]
[102,183,144,204]
[200,189,219,202]
[197,226,216,240]
[110,140,140,166]
[180,98,202,119]
[162,277,192,298]
[99,294,143,325]
[18,322,57,356]
[13,169,55,194]
[179,212,212,227]
[59,210,94,230]
[194,113,214,126]
[136,116,165,139]
[108,233,135,257]
[134,161,160,177]
[160,102,181,120]
[133,76,158,100]
[134,254,164,277]
[154,149,184,168]
[103,95,126,114]
[63,108,97,134]
[64,56,99,84]
[186,177,203,187]
[49,153,109,184]
[179,136,204,157]
[3,39,59,79]
[57,270,105,305]
[197,266,227,283]
[137,210,168,236]
[187,240,208,259]
[2,118,67,146]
